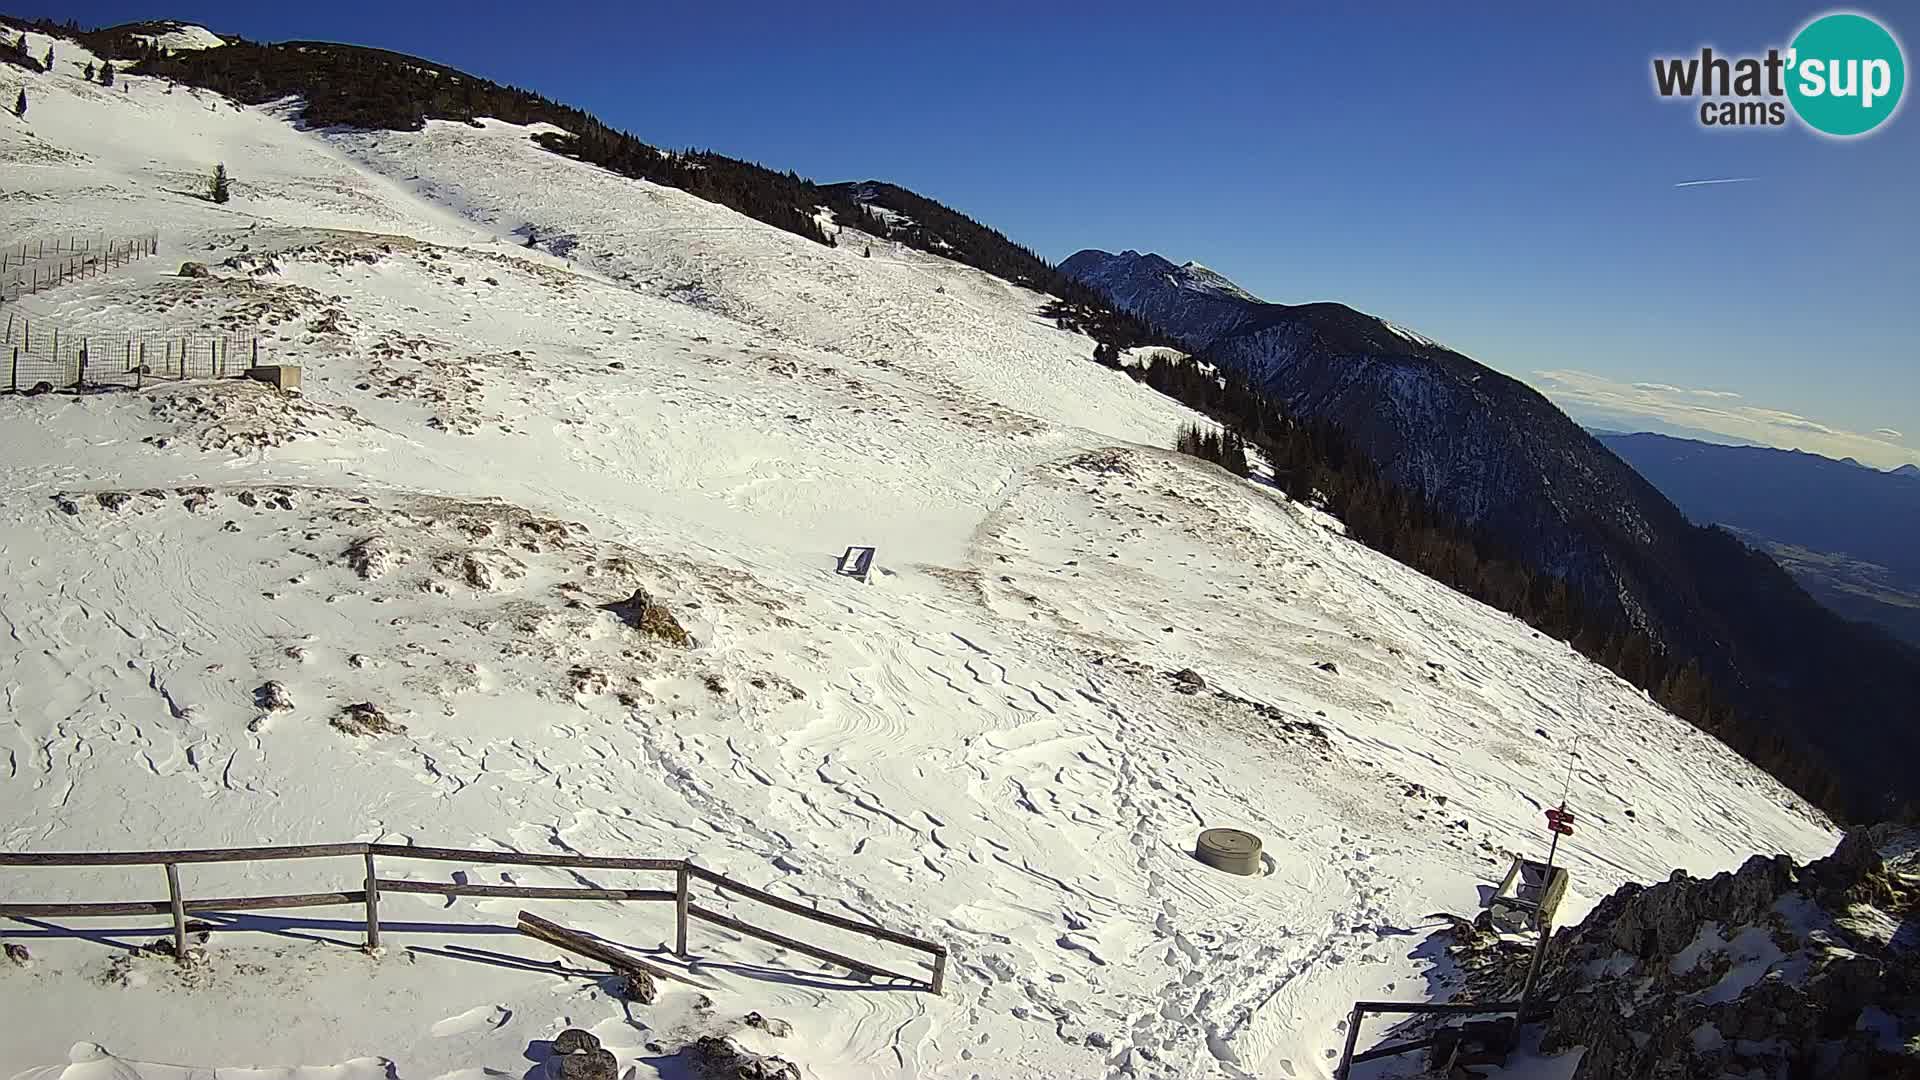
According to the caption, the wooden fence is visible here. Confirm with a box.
[0,232,160,302]
[0,842,948,994]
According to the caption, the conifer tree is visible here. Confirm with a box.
[210,163,231,204]
[14,88,25,118]
[99,60,115,87]
[44,46,53,72]
[84,61,95,80]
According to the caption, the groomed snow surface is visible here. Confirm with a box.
[0,33,1836,1079]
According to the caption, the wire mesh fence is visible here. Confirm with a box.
[3,314,260,392]
[0,232,161,302]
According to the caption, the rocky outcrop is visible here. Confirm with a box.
[601,587,692,647]
[690,1035,800,1080]
[1469,827,1919,1079]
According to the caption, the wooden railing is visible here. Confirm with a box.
[0,842,947,994]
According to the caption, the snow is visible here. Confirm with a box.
[1383,321,1443,350]
[130,24,227,53]
[0,34,1840,1078]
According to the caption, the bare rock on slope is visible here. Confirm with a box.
[601,587,692,647]
[554,1048,616,1080]
[1464,825,1920,1079]
[552,1029,599,1054]
[331,702,404,737]
[690,1035,800,1080]
[345,536,402,580]
[254,681,294,712]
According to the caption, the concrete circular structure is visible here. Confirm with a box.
[1194,828,1263,875]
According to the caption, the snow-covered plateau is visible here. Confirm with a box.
[0,27,1836,1080]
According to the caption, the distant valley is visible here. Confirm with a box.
[1595,432,1920,646]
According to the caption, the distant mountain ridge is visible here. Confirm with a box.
[1063,247,1920,819]
[1598,431,1920,646]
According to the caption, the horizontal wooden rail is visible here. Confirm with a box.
[0,844,684,871]
[689,864,944,956]
[688,902,919,985]
[368,844,682,872]
[0,843,368,867]
[375,879,674,903]
[0,890,365,919]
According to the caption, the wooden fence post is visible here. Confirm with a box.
[674,862,691,957]
[10,347,17,392]
[363,851,381,951]
[930,945,948,996]
[76,343,86,389]
[165,863,187,960]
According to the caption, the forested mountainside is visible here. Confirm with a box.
[1067,251,1920,822]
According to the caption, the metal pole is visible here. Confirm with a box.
[1515,810,1565,1035]
[165,863,187,959]
[363,852,381,951]
[1335,1004,1366,1080]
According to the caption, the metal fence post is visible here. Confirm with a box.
[75,343,86,389]
[363,851,381,951]
[9,347,16,392]
[1335,1005,1365,1080]
[165,863,187,959]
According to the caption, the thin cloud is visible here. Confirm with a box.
[1531,369,1919,469]
[1673,177,1757,188]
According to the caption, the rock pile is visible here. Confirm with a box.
[1463,826,1918,1079]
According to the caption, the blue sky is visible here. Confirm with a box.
[38,1,1920,466]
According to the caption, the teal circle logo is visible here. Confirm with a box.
[1787,13,1906,136]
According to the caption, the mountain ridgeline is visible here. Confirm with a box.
[32,16,1913,821]
[1064,250,1920,822]
[1597,432,1920,648]
[42,27,1165,347]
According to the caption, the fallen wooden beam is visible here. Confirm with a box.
[515,910,682,988]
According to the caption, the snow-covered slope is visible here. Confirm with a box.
[0,36,1836,1079]
[130,22,227,52]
